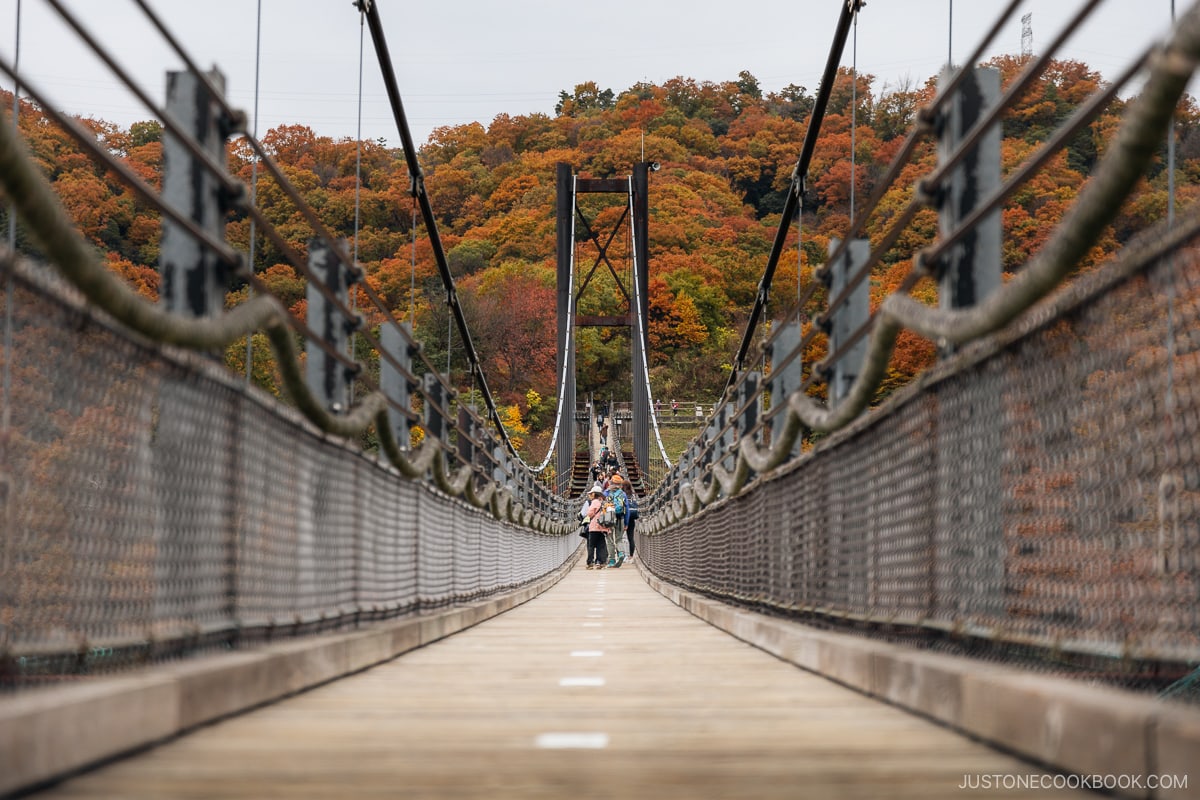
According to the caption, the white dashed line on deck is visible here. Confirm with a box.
[535,733,609,749]
[558,677,606,687]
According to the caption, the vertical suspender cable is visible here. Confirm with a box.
[245,0,262,384]
[796,184,803,317]
[351,5,366,405]
[1166,0,1178,475]
[410,197,417,324]
[948,0,953,67]
[628,181,672,472]
[1169,0,1177,232]
[3,0,22,436]
[5,0,17,250]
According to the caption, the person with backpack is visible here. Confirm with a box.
[624,486,640,560]
[607,474,629,568]
[584,483,609,569]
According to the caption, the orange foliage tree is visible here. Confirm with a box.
[2,50,1188,458]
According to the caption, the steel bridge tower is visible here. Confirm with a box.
[555,162,652,491]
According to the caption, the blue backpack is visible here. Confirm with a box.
[611,487,626,515]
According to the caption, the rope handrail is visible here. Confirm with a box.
[651,0,1200,518]
[132,0,521,470]
[0,89,568,538]
[0,46,433,431]
[0,57,242,271]
[817,0,1026,283]
[819,0,1110,338]
[742,4,1163,402]
[18,0,572,516]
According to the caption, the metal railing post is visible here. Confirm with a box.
[827,238,870,406]
[381,322,416,450]
[156,68,240,636]
[933,66,1004,624]
[937,65,1002,313]
[423,374,448,450]
[768,321,803,451]
[306,238,354,413]
[160,69,229,317]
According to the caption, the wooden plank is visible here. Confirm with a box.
[33,562,1093,799]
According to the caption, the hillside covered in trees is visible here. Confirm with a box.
[2,58,1196,459]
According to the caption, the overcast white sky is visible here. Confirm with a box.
[0,0,1182,149]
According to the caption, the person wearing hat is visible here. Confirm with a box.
[584,483,610,569]
[607,474,629,568]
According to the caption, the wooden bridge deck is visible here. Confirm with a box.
[31,561,1089,799]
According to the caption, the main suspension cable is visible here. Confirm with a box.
[628,181,672,472]
[527,174,579,477]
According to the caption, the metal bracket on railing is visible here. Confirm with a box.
[423,373,449,448]
[935,66,1001,312]
[827,238,870,406]
[492,437,511,490]
[457,405,476,467]
[160,68,230,319]
[380,323,416,450]
[766,321,803,449]
[736,372,761,481]
[305,237,354,414]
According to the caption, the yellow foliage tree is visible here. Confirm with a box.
[499,404,529,453]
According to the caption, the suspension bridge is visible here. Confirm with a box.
[2,0,1200,797]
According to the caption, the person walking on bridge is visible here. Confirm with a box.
[624,486,639,561]
[584,484,609,569]
[607,474,629,568]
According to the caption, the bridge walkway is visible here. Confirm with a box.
[29,561,1088,799]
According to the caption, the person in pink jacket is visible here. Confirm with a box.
[584,484,610,569]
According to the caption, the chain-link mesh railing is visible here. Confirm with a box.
[636,1,1200,704]
[0,0,584,690]
[0,259,578,686]
[4,0,1200,710]
[639,226,1200,701]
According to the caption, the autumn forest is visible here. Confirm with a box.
[2,57,1195,460]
